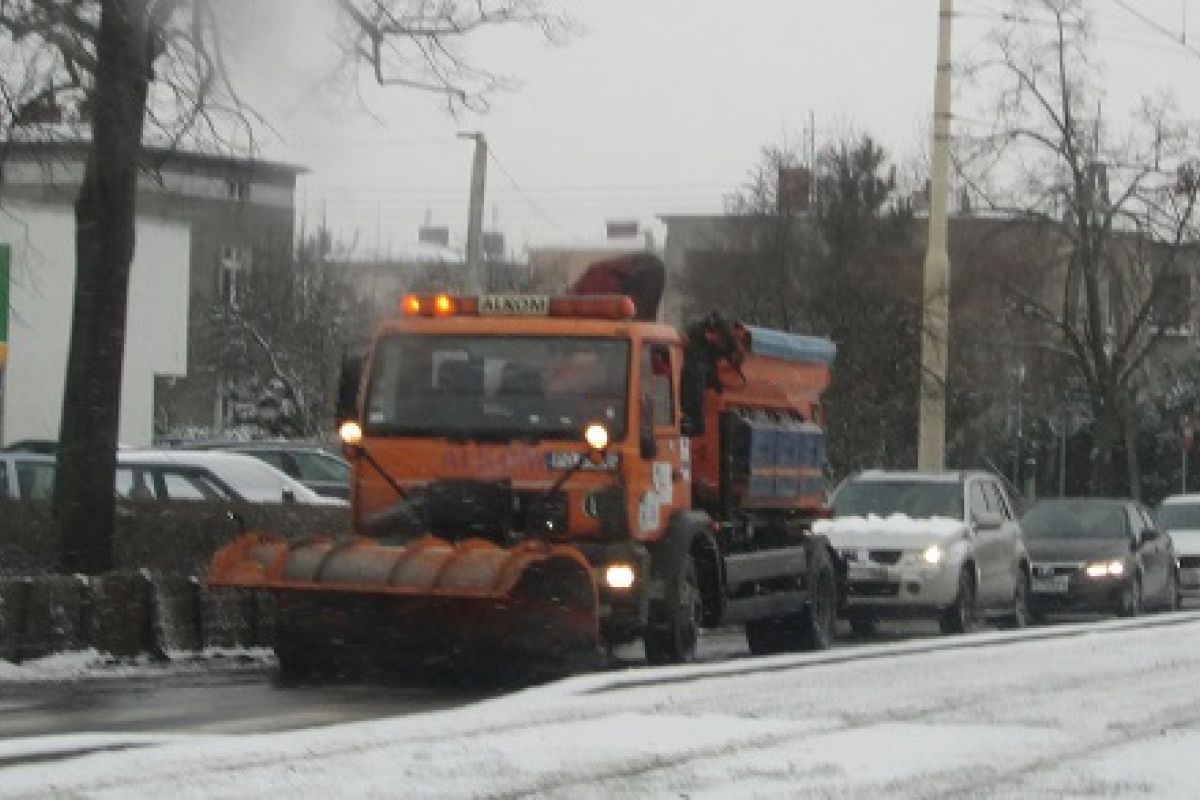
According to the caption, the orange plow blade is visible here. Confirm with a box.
[209,532,600,677]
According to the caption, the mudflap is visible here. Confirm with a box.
[212,533,602,683]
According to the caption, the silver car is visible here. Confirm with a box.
[1155,494,1200,603]
[816,470,1031,635]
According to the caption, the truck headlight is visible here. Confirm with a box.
[922,544,944,565]
[1085,560,1125,578]
[604,563,636,590]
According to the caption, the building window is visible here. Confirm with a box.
[226,177,250,201]
[1152,273,1192,336]
[219,244,250,308]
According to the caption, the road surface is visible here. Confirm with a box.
[0,621,932,739]
[3,611,1200,796]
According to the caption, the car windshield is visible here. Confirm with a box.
[1156,502,1200,531]
[1022,500,1129,539]
[832,480,963,520]
[365,334,630,440]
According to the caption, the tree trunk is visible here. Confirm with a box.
[55,0,152,574]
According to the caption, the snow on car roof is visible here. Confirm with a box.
[814,514,966,536]
[852,470,967,483]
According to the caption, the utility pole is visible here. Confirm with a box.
[918,0,954,471]
[458,132,487,293]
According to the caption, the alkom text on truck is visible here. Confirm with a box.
[209,254,841,675]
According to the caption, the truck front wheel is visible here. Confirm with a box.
[644,554,703,665]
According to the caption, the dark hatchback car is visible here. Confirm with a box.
[1023,498,1180,619]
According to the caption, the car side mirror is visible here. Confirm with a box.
[282,489,296,504]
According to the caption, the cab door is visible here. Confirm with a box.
[634,341,688,537]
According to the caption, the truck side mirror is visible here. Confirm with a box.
[336,351,364,425]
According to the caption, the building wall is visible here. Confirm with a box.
[0,202,189,447]
[2,145,300,433]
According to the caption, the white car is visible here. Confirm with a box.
[116,449,346,506]
[816,470,1031,635]
[0,451,56,500]
[1155,494,1200,602]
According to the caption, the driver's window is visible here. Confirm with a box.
[640,343,674,427]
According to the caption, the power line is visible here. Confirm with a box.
[1110,0,1200,59]
[489,147,601,238]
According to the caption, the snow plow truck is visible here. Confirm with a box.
[209,254,841,676]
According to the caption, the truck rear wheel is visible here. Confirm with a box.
[644,554,703,665]
[745,544,837,655]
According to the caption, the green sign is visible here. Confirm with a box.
[0,243,8,367]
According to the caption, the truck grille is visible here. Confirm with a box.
[841,549,902,566]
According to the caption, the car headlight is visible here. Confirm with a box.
[1084,560,1125,578]
[604,563,636,590]
[922,544,944,565]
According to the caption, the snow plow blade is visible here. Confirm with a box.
[209,532,600,677]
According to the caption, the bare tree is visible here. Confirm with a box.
[679,145,818,330]
[955,0,1200,496]
[0,0,566,574]
[184,231,374,441]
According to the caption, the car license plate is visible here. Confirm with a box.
[1032,575,1069,594]
[848,565,889,582]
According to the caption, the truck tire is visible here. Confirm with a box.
[745,543,838,655]
[273,637,336,683]
[939,568,976,635]
[644,553,702,665]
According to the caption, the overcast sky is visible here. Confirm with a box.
[225,0,1200,257]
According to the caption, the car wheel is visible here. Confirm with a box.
[998,570,1030,630]
[645,553,702,665]
[1167,569,1182,612]
[848,612,878,638]
[939,569,977,635]
[1116,576,1142,618]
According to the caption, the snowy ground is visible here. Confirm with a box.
[0,648,274,683]
[4,612,1200,798]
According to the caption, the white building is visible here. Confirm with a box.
[0,203,190,447]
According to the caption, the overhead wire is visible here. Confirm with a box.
[1109,0,1200,60]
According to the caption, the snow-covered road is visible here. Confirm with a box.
[4,612,1200,798]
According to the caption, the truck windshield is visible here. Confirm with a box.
[365,335,630,440]
[833,481,964,520]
